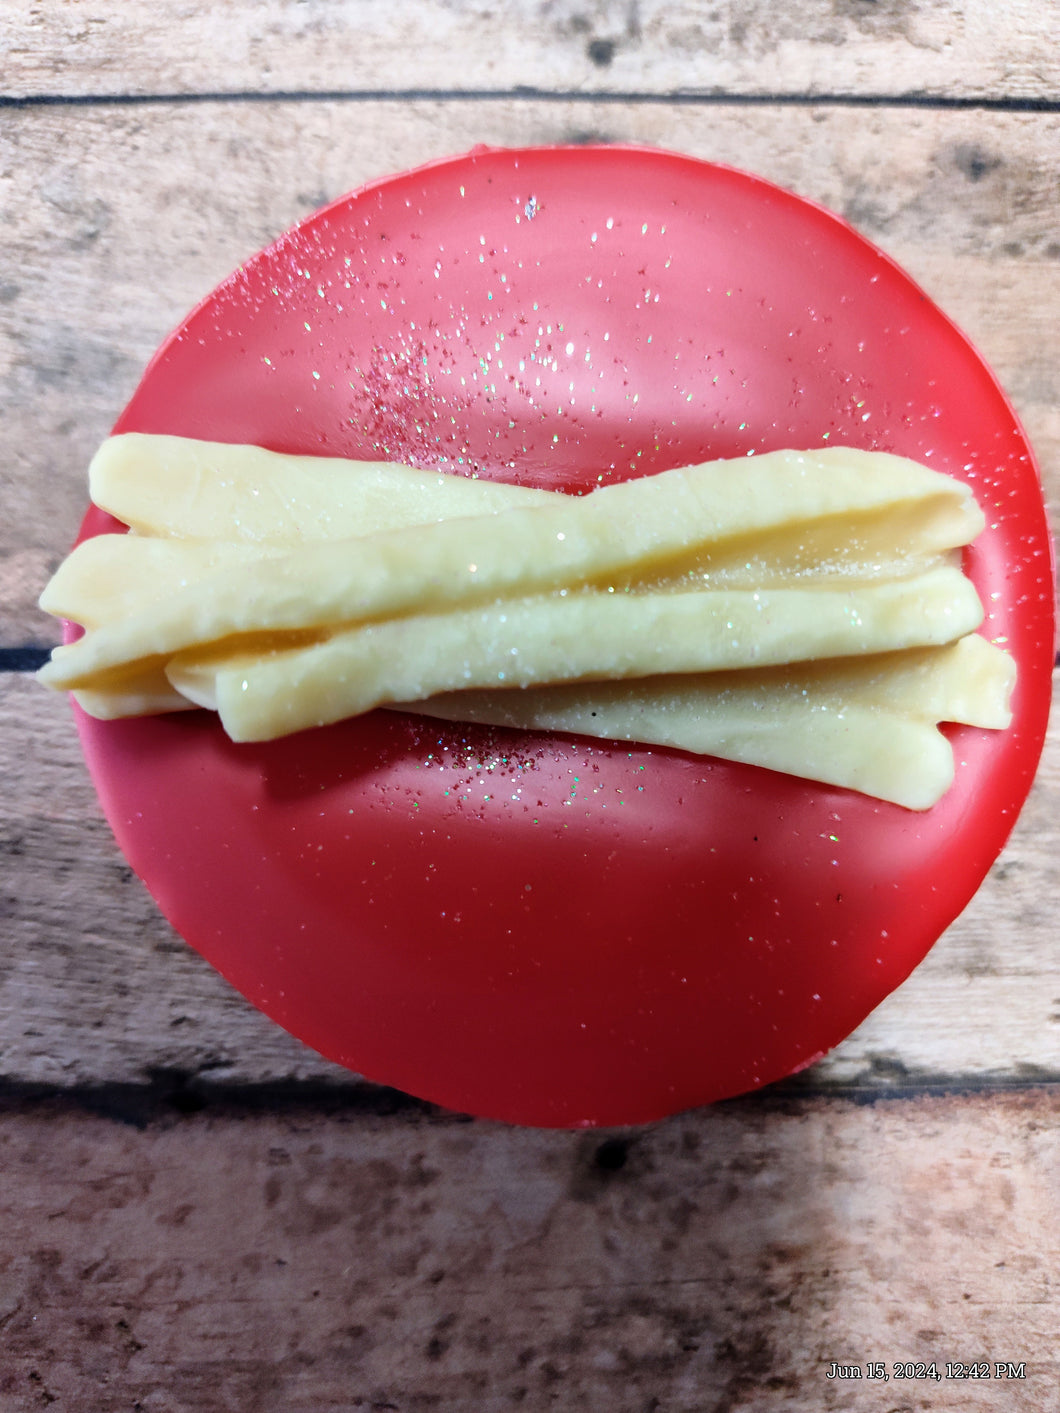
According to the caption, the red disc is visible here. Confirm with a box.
[71,146,1054,1126]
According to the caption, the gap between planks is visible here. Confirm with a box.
[1,1071,1059,1131]
[5,89,1060,112]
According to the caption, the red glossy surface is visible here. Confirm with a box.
[73,147,1054,1126]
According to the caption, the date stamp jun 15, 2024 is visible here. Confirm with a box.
[825,1361,1028,1383]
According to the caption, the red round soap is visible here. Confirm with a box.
[71,146,1055,1126]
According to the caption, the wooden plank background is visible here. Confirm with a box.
[1,1,1057,1407]
[5,0,1059,101]
[1,1091,1057,1412]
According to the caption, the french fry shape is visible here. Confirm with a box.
[38,435,1013,808]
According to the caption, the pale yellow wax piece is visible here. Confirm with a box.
[86,478,977,612]
[89,433,554,542]
[631,493,971,591]
[47,434,1017,808]
[38,447,984,692]
[71,434,979,624]
[73,676,197,719]
[45,491,970,632]
[89,432,977,569]
[73,630,1013,809]
[395,634,1015,811]
[39,534,283,629]
[165,566,984,743]
[45,510,971,658]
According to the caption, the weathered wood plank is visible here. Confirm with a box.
[0,1090,1056,1410]
[2,101,1058,645]
[0,676,342,1089]
[2,672,1057,1093]
[3,10,1055,1404]
[5,0,1059,101]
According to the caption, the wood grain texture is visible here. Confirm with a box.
[3,672,1057,1093]
[3,91,1057,1096]
[5,0,1059,101]
[2,6,1058,1407]
[0,1090,1056,1411]
[2,102,1058,645]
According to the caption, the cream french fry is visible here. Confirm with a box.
[395,634,1015,810]
[40,432,1017,807]
[423,692,959,809]
[39,448,984,692]
[401,633,1015,732]
[46,484,971,634]
[88,434,980,566]
[89,433,555,542]
[74,632,1012,809]
[166,567,985,742]
[73,675,196,719]
[806,630,1014,724]
[39,534,285,629]
[639,495,971,591]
